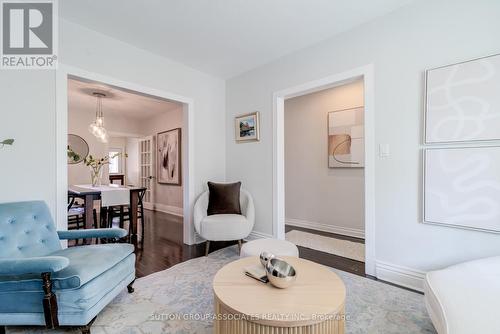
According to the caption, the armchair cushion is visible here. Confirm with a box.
[0,256,69,276]
[0,200,137,327]
[207,181,242,216]
[200,214,251,241]
[0,244,134,292]
[0,253,136,322]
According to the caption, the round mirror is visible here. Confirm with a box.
[67,134,89,164]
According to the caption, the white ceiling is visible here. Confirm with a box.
[60,0,414,78]
[68,77,182,122]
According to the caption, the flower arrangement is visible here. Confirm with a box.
[0,139,14,148]
[84,152,124,186]
[67,146,81,163]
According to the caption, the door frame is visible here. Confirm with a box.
[272,64,376,275]
[56,64,197,244]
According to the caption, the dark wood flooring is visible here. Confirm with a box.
[135,210,367,278]
[75,210,419,293]
[285,225,422,294]
[285,225,365,276]
[134,209,237,278]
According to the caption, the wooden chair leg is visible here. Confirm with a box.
[77,214,83,229]
[81,325,90,334]
[119,206,124,228]
[78,214,85,244]
[107,209,113,228]
[238,239,243,254]
[127,279,136,293]
[41,272,59,329]
[140,204,145,246]
[100,207,107,228]
[128,218,133,243]
[205,240,211,256]
[80,316,96,334]
[140,217,145,246]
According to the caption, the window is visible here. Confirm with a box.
[108,148,122,174]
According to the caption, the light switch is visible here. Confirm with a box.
[379,144,390,158]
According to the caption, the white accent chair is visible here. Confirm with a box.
[424,256,500,334]
[194,189,255,255]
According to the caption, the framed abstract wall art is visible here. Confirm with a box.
[235,112,260,142]
[424,146,500,233]
[157,128,181,185]
[425,53,500,144]
[423,54,500,233]
[328,107,364,168]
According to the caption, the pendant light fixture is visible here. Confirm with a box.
[88,92,108,143]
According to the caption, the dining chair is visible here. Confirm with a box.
[109,174,124,185]
[67,194,98,229]
[106,188,146,244]
[67,194,84,231]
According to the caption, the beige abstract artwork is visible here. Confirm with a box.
[328,107,364,168]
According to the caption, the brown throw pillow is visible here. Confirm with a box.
[207,182,242,216]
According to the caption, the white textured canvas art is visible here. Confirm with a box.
[425,54,500,143]
[328,107,364,168]
[424,147,500,233]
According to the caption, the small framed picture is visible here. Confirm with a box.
[235,112,260,142]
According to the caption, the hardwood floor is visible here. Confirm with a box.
[285,225,365,276]
[284,225,423,294]
[135,211,366,278]
[134,209,236,278]
[69,209,237,278]
[72,210,420,293]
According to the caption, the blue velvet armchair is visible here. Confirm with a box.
[0,201,136,334]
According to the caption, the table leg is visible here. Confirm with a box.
[130,191,139,246]
[84,194,94,229]
[84,194,94,244]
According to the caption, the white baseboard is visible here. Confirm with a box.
[245,230,274,241]
[285,218,365,239]
[376,261,426,292]
[146,203,184,217]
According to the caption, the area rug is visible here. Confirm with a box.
[286,229,365,262]
[7,246,435,334]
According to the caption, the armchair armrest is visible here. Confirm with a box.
[194,191,209,234]
[0,256,69,276]
[57,228,127,240]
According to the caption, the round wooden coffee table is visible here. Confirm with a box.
[213,256,346,334]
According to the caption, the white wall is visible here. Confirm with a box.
[0,71,56,208]
[285,80,364,236]
[139,106,184,212]
[0,18,226,229]
[226,0,500,278]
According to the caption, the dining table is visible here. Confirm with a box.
[68,184,147,246]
